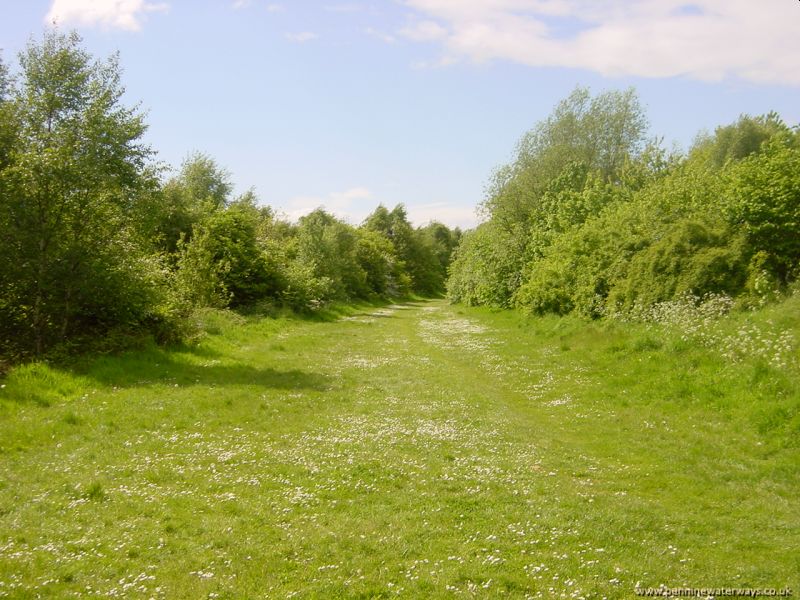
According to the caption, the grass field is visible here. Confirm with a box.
[1,298,798,598]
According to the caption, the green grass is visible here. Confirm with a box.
[1,299,798,598]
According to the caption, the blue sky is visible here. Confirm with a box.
[1,1,798,228]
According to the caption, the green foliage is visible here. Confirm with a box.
[152,153,233,254]
[514,199,646,317]
[354,229,403,297]
[172,197,281,310]
[451,87,650,309]
[609,219,750,309]
[280,260,336,311]
[203,200,281,307]
[451,85,798,322]
[295,209,367,301]
[693,112,792,168]
[724,135,800,283]
[0,31,160,358]
[0,55,9,100]
[514,159,748,317]
[164,199,457,316]
[447,222,526,307]
[361,204,454,297]
[482,86,647,230]
[177,151,232,210]
[413,221,462,295]
[0,33,462,365]
[173,226,230,309]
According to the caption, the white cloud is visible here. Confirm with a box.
[325,3,364,12]
[406,202,479,229]
[402,0,800,85]
[284,190,479,229]
[266,4,284,13]
[285,31,318,43]
[401,19,447,41]
[232,0,252,9]
[285,187,374,224]
[365,27,396,44]
[45,0,168,31]
[330,186,372,205]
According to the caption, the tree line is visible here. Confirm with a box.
[4,31,798,365]
[447,87,800,318]
[0,32,460,363]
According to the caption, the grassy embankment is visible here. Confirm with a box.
[1,296,798,598]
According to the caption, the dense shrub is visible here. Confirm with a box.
[0,31,161,358]
[0,33,460,365]
[724,135,800,283]
[452,86,799,321]
[608,219,750,310]
[447,222,526,308]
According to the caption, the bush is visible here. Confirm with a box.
[608,219,750,310]
[724,135,800,283]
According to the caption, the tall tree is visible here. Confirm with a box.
[483,86,647,232]
[450,87,648,308]
[153,152,233,254]
[0,31,156,357]
[725,134,800,283]
[693,112,792,168]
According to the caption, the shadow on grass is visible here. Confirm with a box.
[1,343,331,407]
[82,345,331,391]
[1,298,443,406]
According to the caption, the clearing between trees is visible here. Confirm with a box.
[1,299,798,598]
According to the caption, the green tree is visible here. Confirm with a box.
[609,219,750,309]
[447,222,525,308]
[0,55,9,99]
[173,193,283,309]
[693,112,791,168]
[294,209,367,302]
[0,31,158,357]
[362,204,393,236]
[0,54,16,173]
[153,153,232,254]
[416,221,461,293]
[483,86,647,231]
[450,87,649,308]
[178,151,232,210]
[724,134,800,283]
[355,229,406,297]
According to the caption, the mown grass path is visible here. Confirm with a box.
[1,300,798,598]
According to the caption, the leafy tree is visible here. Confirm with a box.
[415,221,461,294]
[0,55,9,99]
[295,209,367,301]
[724,134,800,283]
[449,87,649,309]
[178,151,232,210]
[514,148,729,316]
[483,86,647,231]
[0,55,14,166]
[362,204,393,237]
[0,31,158,357]
[363,204,420,292]
[355,229,406,297]
[173,194,283,309]
[693,112,792,168]
[153,153,232,254]
[608,219,750,309]
[514,203,645,317]
[447,222,526,307]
